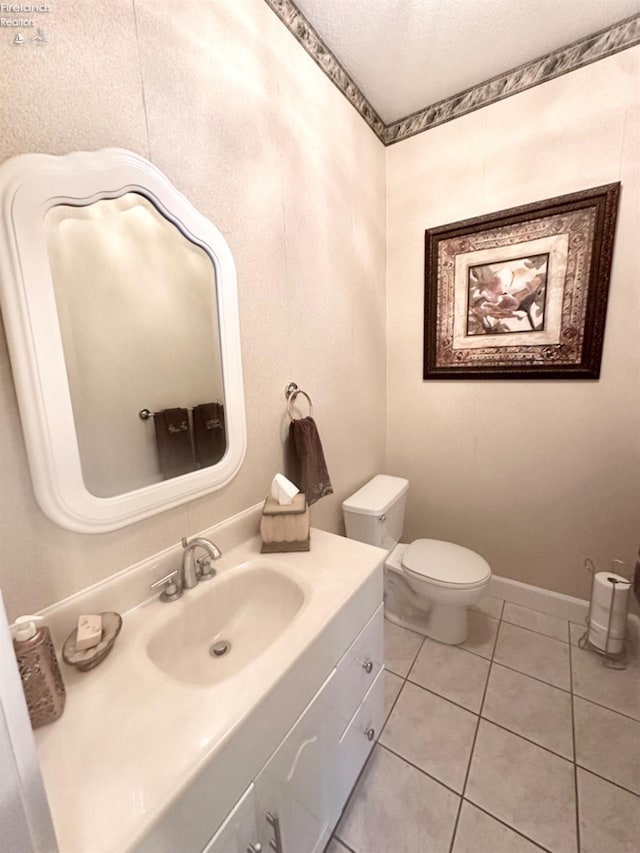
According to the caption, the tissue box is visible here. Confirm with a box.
[260,493,310,553]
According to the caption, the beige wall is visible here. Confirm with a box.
[0,0,387,620]
[386,47,640,600]
[1,2,637,620]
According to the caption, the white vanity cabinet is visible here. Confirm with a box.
[254,671,337,853]
[328,606,385,823]
[33,525,386,853]
[201,785,260,853]
[201,605,385,853]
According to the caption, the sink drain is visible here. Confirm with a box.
[210,639,231,658]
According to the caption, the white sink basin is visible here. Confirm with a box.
[146,561,306,686]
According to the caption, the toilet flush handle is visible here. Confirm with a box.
[378,514,386,523]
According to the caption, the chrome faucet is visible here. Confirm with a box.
[181,536,222,588]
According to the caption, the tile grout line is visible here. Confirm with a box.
[407,650,580,718]
[330,837,356,853]
[333,630,429,851]
[379,608,638,853]
[488,657,572,694]
[381,671,403,726]
[574,763,640,800]
[377,741,463,800]
[478,716,574,765]
[378,737,622,851]
[380,704,640,816]
[332,752,371,853]
[374,739,604,853]
[568,621,582,853]
[332,632,427,853]
[504,599,573,619]
[384,646,604,789]
[371,744,558,852]
[404,676,485,716]
[382,605,502,852]
[463,601,575,852]
[339,608,639,853]
[404,632,428,683]
[461,799,555,853]
[571,635,640,795]
[572,688,640,724]
[447,608,501,853]
[501,616,571,644]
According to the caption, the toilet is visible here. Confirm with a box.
[343,475,491,645]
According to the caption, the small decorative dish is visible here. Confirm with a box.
[62,611,123,672]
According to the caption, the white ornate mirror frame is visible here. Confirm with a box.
[0,149,246,533]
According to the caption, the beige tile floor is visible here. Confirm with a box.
[328,599,640,853]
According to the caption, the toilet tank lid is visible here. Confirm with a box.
[342,475,409,516]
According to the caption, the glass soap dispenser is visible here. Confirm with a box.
[12,615,66,728]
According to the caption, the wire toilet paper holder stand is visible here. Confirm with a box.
[578,558,632,670]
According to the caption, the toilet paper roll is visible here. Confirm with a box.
[591,572,631,617]
[587,622,624,654]
[588,615,626,640]
[588,571,630,653]
[591,600,625,626]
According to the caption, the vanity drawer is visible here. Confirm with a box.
[332,603,383,731]
[201,784,258,853]
[330,667,384,825]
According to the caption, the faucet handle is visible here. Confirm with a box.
[150,570,182,602]
[197,555,216,581]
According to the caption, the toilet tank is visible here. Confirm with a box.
[342,475,409,551]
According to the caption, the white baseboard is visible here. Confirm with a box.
[488,574,589,624]
[488,575,640,649]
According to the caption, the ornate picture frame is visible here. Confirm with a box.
[423,183,620,379]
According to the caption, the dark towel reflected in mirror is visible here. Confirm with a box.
[154,408,194,480]
[153,403,226,480]
[193,403,226,467]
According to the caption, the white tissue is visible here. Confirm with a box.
[270,473,299,505]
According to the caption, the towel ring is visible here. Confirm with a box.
[287,388,313,421]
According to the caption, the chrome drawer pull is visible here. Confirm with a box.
[247,844,262,853]
[362,659,373,674]
[266,812,283,853]
[365,727,376,741]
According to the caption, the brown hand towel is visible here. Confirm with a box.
[634,546,640,605]
[193,402,226,467]
[154,407,195,479]
[289,416,333,506]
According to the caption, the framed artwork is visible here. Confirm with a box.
[423,183,620,379]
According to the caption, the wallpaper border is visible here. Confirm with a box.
[264,3,640,146]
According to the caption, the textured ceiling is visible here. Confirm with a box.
[293,0,640,123]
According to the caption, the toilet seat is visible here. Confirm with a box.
[401,539,491,590]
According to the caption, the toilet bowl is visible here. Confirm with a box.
[384,540,491,644]
[343,475,491,645]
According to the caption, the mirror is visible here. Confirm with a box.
[0,149,246,532]
[46,193,225,497]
